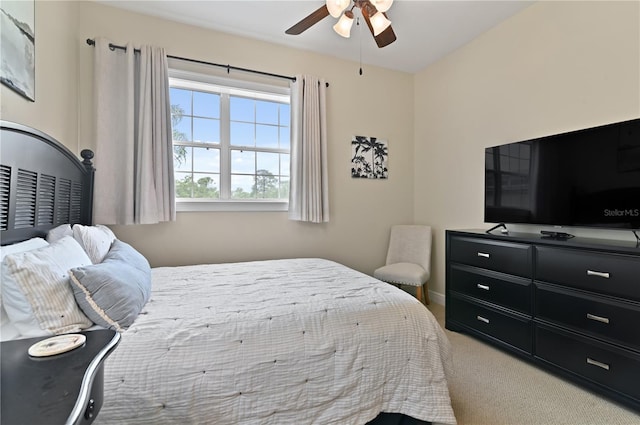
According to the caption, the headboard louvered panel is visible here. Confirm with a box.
[0,165,10,231]
[56,178,72,224]
[37,174,56,226]
[0,121,95,245]
[70,181,83,223]
[15,169,37,229]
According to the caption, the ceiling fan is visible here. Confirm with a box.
[286,0,397,48]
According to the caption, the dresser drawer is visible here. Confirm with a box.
[536,325,640,402]
[535,283,640,351]
[449,296,532,353]
[449,237,532,277]
[536,247,640,301]
[449,265,532,314]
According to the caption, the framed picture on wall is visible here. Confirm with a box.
[1,0,35,101]
[351,135,388,179]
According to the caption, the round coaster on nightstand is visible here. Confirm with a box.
[28,334,86,357]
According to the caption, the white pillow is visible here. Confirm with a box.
[46,223,73,243]
[0,307,20,341]
[2,236,94,336]
[1,238,50,339]
[0,238,50,258]
[72,224,116,264]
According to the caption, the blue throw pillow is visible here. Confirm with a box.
[69,240,151,331]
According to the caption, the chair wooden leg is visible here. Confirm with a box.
[423,283,430,305]
[416,285,425,305]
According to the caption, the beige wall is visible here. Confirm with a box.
[414,1,640,297]
[1,0,79,149]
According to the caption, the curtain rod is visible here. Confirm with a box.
[86,38,329,87]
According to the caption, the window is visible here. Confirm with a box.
[169,70,291,211]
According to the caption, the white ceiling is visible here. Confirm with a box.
[95,0,534,74]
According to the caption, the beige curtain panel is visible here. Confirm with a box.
[289,75,329,223]
[92,37,175,225]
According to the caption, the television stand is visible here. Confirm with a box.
[445,229,640,411]
[540,230,574,240]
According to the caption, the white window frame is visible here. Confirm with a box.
[169,69,291,212]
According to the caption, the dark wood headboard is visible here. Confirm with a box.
[0,121,95,246]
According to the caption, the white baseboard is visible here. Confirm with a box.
[429,290,445,306]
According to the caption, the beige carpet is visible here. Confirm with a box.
[427,303,640,425]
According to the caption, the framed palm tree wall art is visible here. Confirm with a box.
[351,135,388,179]
[1,0,35,101]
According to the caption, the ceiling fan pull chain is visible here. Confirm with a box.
[358,16,363,75]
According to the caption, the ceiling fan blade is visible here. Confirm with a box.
[360,7,397,48]
[285,4,330,35]
[374,24,396,48]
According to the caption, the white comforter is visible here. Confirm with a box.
[96,258,456,425]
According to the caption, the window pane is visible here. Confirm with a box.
[193,91,220,118]
[280,154,290,177]
[230,96,254,122]
[256,124,278,148]
[279,179,290,199]
[175,172,194,198]
[170,88,191,115]
[193,147,220,173]
[193,117,220,144]
[256,152,280,175]
[230,122,255,147]
[280,104,290,126]
[279,127,290,150]
[256,101,278,125]
[255,170,280,199]
[173,146,192,172]
[192,173,220,199]
[231,150,255,174]
[172,116,192,142]
[231,175,255,199]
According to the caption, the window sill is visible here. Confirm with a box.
[176,200,289,212]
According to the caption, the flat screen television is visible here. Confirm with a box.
[485,118,640,230]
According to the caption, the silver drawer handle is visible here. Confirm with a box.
[586,313,610,324]
[477,284,490,291]
[477,252,490,258]
[476,315,490,324]
[586,357,610,371]
[587,270,610,279]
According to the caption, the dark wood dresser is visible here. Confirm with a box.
[445,229,640,410]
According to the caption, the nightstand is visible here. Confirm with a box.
[1,329,120,425]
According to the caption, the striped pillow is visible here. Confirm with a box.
[3,236,94,335]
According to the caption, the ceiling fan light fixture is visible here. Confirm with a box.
[370,11,391,36]
[333,11,354,38]
[370,0,393,13]
[326,0,350,18]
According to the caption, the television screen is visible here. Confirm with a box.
[485,118,640,229]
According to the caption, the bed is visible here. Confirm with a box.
[0,121,456,425]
